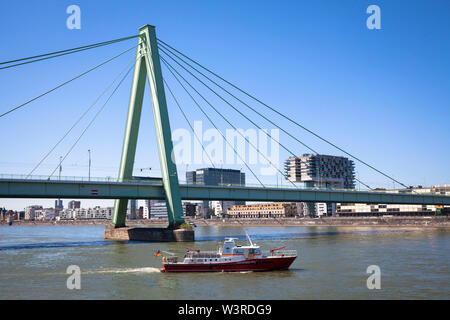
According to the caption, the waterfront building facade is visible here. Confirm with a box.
[285,154,355,216]
[25,205,43,220]
[68,200,81,209]
[186,168,246,218]
[143,200,195,219]
[431,184,450,193]
[59,206,114,220]
[2,209,25,221]
[143,200,166,219]
[210,200,243,216]
[150,201,169,219]
[285,154,355,188]
[184,202,198,217]
[54,200,63,210]
[227,203,297,218]
[337,203,449,216]
[187,168,245,186]
[337,185,450,216]
[34,208,55,221]
[127,199,138,220]
[137,206,144,219]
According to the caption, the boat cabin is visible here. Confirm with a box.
[221,237,262,259]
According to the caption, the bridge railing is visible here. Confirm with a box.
[0,173,163,185]
[264,249,297,257]
[180,180,449,196]
[1,174,448,197]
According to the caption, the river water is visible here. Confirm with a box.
[0,225,448,299]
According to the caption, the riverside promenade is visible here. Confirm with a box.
[2,216,449,228]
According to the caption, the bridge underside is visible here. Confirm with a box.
[1,179,449,205]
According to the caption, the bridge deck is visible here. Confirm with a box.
[1,178,449,205]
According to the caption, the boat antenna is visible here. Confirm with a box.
[245,230,254,246]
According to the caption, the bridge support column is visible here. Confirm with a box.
[111,25,185,229]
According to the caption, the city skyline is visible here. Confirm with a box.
[1,1,450,210]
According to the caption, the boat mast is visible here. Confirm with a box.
[245,230,254,246]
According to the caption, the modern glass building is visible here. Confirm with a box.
[186,168,245,186]
[285,154,355,189]
[285,154,355,216]
[186,168,246,217]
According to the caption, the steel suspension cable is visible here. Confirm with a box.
[163,78,217,170]
[157,38,408,189]
[0,34,140,67]
[158,44,319,156]
[159,46,308,161]
[160,43,374,191]
[355,178,373,190]
[162,47,373,191]
[47,63,134,179]
[161,56,297,189]
[1,41,124,70]
[160,54,300,189]
[0,45,137,119]
[161,44,373,191]
[27,57,136,178]
[161,59,265,188]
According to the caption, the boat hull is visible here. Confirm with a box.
[161,256,296,272]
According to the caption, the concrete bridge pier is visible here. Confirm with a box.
[104,225,194,242]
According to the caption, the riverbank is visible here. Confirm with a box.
[189,216,450,228]
[1,216,449,228]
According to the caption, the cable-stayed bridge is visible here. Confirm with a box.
[1,25,449,237]
[1,175,448,205]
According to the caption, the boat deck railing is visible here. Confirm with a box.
[164,256,178,263]
[266,250,297,257]
[184,251,221,259]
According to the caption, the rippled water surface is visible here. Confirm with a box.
[0,225,448,299]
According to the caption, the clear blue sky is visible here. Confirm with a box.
[1,0,449,210]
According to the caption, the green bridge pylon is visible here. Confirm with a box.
[112,25,184,229]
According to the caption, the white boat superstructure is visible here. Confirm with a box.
[159,232,297,272]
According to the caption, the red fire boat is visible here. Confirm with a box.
[159,232,297,273]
